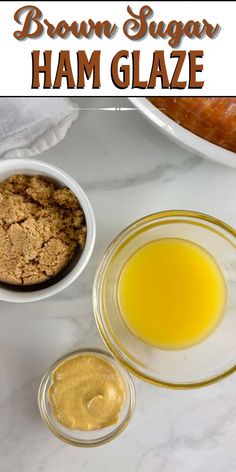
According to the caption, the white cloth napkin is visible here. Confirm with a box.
[0,98,78,158]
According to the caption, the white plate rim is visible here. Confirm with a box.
[129,97,236,168]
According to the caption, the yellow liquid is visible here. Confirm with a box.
[118,238,226,349]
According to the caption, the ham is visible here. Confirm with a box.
[149,98,236,153]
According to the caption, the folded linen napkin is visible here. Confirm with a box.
[0,98,78,158]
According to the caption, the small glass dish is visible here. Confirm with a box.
[93,210,236,389]
[38,348,136,447]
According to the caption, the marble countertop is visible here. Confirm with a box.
[1,97,236,472]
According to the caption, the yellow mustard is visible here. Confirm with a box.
[48,354,126,431]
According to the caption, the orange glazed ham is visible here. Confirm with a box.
[149,98,236,153]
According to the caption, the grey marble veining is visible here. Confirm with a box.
[1,98,236,472]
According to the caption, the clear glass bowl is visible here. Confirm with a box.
[93,210,236,389]
[38,348,136,447]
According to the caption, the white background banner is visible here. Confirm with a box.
[0,1,235,96]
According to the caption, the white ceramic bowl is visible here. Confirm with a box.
[0,159,96,303]
[130,98,236,168]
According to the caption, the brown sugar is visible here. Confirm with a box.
[0,175,87,285]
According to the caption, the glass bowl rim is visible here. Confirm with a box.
[93,209,236,390]
[38,348,136,447]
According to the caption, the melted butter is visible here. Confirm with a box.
[118,238,226,349]
[48,354,126,431]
